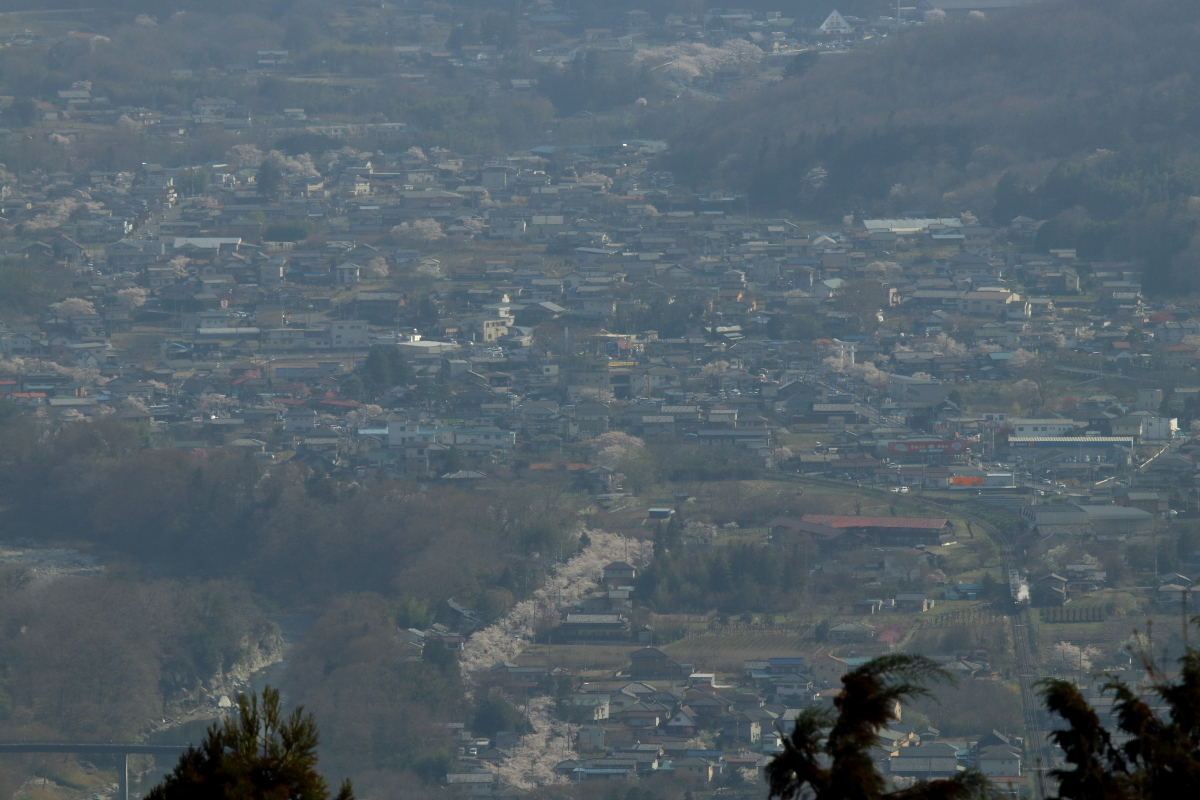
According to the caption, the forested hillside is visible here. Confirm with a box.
[0,409,580,792]
[666,0,1200,295]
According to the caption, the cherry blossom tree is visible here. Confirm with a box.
[25,198,81,232]
[52,297,96,317]
[116,288,147,308]
[1052,641,1101,673]
[588,432,646,469]
[263,150,320,179]
[227,144,264,169]
[391,219,446,243]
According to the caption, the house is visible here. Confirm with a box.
[566,693,611,721]
[670,757,714,783]
[577,726,606,751]
[284,409,318,433]
[817,10,853,34]
[810,654,850,685]
[629,647,690,680]
[335,262,361,285]
[1078,504,1154,540]
[52,234,86,263]
[888,742,959,778]
[1114,490,1170,517]
[603,561,637,586]
[1010,216,1039,236]
[894,592,935,613]
[771,674,813,701]
[106,238,167,269]
[555,614,631,642]
[1032,573,1069,607]
[329,320,368,349]
[665,708,699,736]
[445,773,495,797]
[685,692,733,720]
[622,701,672,729]
[763,656,807,675]
[1009,418,1077,437]
[1154,583,1200,609]
[490,661,551,691]
[975,730,1018,750]
[961,289,1020,316]
[977,745,1022,777]
[722,712,762,743]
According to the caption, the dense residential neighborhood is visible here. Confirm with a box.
[4,2,1200,799]
[5,130,1200,797]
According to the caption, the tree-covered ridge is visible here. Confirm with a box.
[0,411,576,606]
[667,0,1200,220]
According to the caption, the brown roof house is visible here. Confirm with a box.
[629,647,691,680]
[556,614,630,642]
[603,560,637,587]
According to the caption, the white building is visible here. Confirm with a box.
[330,320,368,349]
[818,10,854,34]
[977,745,1022,777]
[1010,418,1077,436]
[1142,416,1178,442]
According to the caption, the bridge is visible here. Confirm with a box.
[0,742,192,800]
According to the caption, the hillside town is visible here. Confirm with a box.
[0,127,1185,796]
[0,2,1194,799]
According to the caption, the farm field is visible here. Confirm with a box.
[515,642,638,676]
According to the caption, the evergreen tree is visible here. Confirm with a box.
[767,654,986,800]
[255,159,283,202]
[360,345,412,399]
[146,687,353,800]
[653,521,667,557]
[472,693,532,739]
[1041,640,1200,800]
[1,97,36,127]
[665,513,684,551]
[782,50,819,80]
